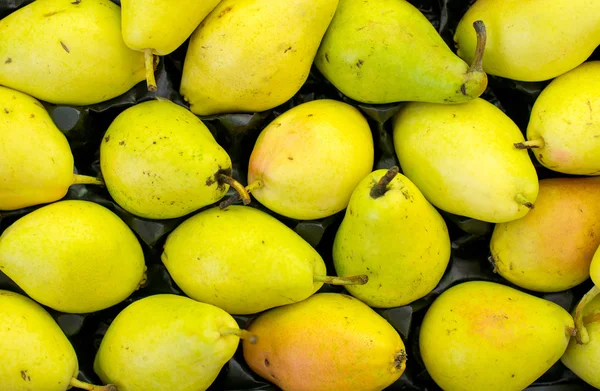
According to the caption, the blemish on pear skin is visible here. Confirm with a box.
[3,108,8,114]
[29,113,35,118]
[284,46,293,53]
[104,135,110,142]
[356,59,364,68]
[119,140,125,146]
[218,6,232,18]
[325,53,330,63]
[60,41,70,53]
[71,0,81,4]
[4,58,11,64]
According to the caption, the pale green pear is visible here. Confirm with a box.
[393,98,539,223]
[333,167,451,308]
[420,281,575,391]
[94,294,257,391]
[315,0,488,105]
[0,0,145,105]
[0,200,146,313]
[161,205,367,315]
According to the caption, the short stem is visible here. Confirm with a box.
[468,20,487,73]
[219,328,258,344]
[314,275,369,286]
[370,166,400,199]
[574,285,600,344]
[218,179,263,209]
[144,49,158,92]
[514,139,545,150]
[70,378,118,391]
[72,174,104,186]
[515,194,534,209]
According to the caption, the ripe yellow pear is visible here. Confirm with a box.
[243,293,407,391]
[180,0,339,115]
[0,200,146,313]
[94,294,256,391]
[0,290,116,391]
[515,61,600,175]
[420,281,575,391]
[454,0,600,81]
[0,86,103,211]
[0,0,145,105]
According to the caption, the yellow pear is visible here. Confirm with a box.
[420,281,575,391]
[571,245,600,345]
[0,200,146,313]
[0,86,103,211]
[180,0,339,115]
[0,0,145,105]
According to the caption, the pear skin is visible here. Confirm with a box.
[243,293,407,391]
[0,0,145,105]
[420,281,575,391]
[490,177,600,292]
[454,0,600,82]
[315,0,488,104]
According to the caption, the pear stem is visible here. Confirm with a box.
[219,328,258,344]
[69,378,117,391]
[72,174,104,186]
[468,20,487,73]
[314,275,369,286]
[219,179,264,209]
[370,166,400,199]
[515,194,534,209]
[514,139,545,150]
[144,49,158,92]
[574,285,600,344]
[217,174,251,208]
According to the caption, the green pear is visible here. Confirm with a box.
[515,61,600,175]
[94,294,257,391]
[0,0,145,105]
[243,293,407,391]
[392,98,539,223]
[0,200,146,314]
[454,0,600,82]
[100,99,249,220]
[332,167,451,308]
[121,0,221,91]
[0,290,116,391]
[180,0,339,115]
[571,245,600,345]
[490,177,600,293]
[420,281,575,391]
[314,0,488,105]
[0,86,103,211]
[161,205,367,315]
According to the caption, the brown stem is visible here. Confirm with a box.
[370,166,400,199]
[514,139,545,150]
[220,328,258,344]
[314,275,369,285]
[144,49,158,92]
[515,194,535,209]
[218,175,251,207]
[72,174,104,186]
[574,285,600,344]
[468,20,487,73]
[70,378,117,391]
[219,179,263,209]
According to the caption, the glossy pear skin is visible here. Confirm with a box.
[315,0,487,104]
[243,293,407,391]
[420,281,574,391]
[121,0,221,55]
[333,169,451,307]
[392,98,539,223]
[162,206,327,315]
[0,200,146,313]
[94,294,241,391]
[180,0,339,115]
[0,0,145,105]
[100,100,232,219]
[491,177,600,292]
[454,0,600,82]
[248,99,374,220]
[525,61,600,175]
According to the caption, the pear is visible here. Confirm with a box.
[0,86,103,211]
[314,0,488,105]
[332,167,451,308]
[0,200,146,314]
[243,293,407,391]
[100,99,249,220]
[392,98,539,223]
[571,245,600,345]
[515,61,600,175]
[490,177,600,292]
[161,205,368,315]
[94,294,257,391]
[0,0,145,105]
[0,290,116,391]
[454,0,600,82]
[419,281,575,391]
[120,0,221,91]
[180,0,339,116]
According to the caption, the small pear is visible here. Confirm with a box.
[515,61,600,175]
[243,293,407,391]
[161,205,367,315]
[0,200,146,313]
[490,177,600,292]
[120,0,221,91]
[333,167,451,307]
[0,290,116,391]
[100,99,248,220]
[0,0,145,105]
[420,281,575,391]
[94,294,257,391]
[315,0,488,104]
[392,98,539,223]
